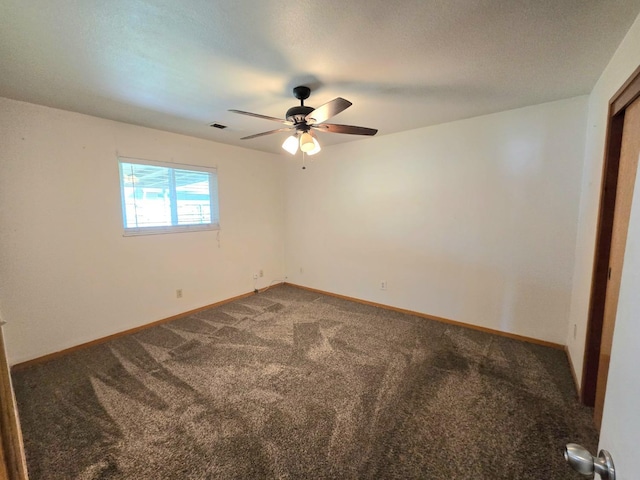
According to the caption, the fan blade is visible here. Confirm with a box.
[229,109,292,125]
[240,128,293,140]
[305,97,352,124]
[312,123,378,136]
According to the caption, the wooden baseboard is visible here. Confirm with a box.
[285,283,565,350]
[11,285,282,372]
[12,280,563,371]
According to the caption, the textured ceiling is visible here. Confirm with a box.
[1,0,640,154]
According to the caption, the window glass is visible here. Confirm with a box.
[119,158,219,236]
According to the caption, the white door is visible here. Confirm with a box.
[596,151,640,479]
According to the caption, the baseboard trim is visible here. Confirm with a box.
[285,283,564,350]
[12,281,562,371]
[11,284,282,372]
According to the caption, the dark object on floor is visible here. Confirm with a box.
[12,285,597,479]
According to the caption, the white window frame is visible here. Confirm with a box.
[118,156,220,236]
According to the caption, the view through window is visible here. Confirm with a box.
[118,158,219,235]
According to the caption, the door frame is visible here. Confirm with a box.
[581,64,640,406]
[0,324,29,479]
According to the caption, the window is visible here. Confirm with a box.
[118,157,219,236]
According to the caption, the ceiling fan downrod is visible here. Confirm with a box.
[286,86,314,125]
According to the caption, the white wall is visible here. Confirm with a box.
[566,12,640,387]
[284,97,588,345]
[0,98,285,364]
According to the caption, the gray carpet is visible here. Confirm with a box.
[12,285,597,479]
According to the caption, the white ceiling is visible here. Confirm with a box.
[1,0,640,155]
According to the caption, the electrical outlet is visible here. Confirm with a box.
[176,289,183,299]
[380,281,387,290]
[259,269,264,277]
[253,273,258,280]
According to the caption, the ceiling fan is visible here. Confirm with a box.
[229,86,378,156]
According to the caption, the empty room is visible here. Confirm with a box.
[1,1,640,479]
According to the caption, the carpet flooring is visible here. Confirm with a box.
[12,285,598,479]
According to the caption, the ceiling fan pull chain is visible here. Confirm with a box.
[302,152,306,170]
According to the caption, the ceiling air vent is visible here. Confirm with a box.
[209,122,227,129]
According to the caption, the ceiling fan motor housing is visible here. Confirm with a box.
[286,105,314,130]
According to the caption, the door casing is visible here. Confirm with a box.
[581,64,640,412]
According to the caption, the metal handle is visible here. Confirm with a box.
[564,443,616,480]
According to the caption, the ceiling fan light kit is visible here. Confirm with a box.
[230,85,377,162]
[282,135,299,155]
[281,131,321,156]
[299,132,320,154]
